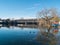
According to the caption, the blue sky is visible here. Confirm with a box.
[0,0,60,19]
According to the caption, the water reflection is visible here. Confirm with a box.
[0,27,59,45]
[36,27,59,45]
[36,32,57,45]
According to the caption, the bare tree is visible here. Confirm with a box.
[37,8,59,32]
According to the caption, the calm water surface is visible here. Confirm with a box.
[0,27,60,45]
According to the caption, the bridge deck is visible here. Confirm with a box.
[0,19,38,28]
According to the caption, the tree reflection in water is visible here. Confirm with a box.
[36,29,58,45]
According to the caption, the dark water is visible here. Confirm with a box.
[0,27,60,45]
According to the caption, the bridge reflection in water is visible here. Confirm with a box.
[0,19,38,28]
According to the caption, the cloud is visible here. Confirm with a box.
[33,3,40,7]
[27,3,40,10]
[27,7,36,10]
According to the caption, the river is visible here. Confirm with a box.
[0,27,60,45]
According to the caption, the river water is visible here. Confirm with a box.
[0,27,60,45]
